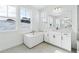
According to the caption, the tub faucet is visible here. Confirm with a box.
[32,30,35,33]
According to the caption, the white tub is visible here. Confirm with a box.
[24,32,43,48]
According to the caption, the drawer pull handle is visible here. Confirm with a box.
[64,34,67,35]
[61,36,63,40]
[53,35,55,38]
[47,34,49,36]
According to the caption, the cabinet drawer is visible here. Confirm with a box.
[62,33,71,37]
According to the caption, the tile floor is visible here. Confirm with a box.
[0,42,69,53]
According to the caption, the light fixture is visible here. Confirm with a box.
[53,7,63,16]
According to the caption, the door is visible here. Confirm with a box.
[48,31,61,47]
[48,31,56,45]
[61,33,71,51]
[55,32,61,47]
[44,32,49,42]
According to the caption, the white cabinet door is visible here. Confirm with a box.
[61,33,71,51]
[44,32,49,42]
[48,32,56,44]
[55,32,61,47]
[48,31,61,47]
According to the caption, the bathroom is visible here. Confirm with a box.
[0,5,77,53]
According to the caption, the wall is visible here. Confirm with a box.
[71,5,77,49]
[0,32,23,51]
[0,5,40,51]
[77,6,79,41]
[31,8,40,31]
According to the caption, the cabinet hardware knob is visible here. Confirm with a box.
[61,36,63,40]
[47,34,49,36]
[53,35,55,38]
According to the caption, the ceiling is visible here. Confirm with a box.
[31,5,47,9]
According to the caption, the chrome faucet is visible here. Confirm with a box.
[32,30,35,34]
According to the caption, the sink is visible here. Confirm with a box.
[24,32,43,48]
[25,32,41,37]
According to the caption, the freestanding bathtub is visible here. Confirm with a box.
[24,32,43,48]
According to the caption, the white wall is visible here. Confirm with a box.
[71,5,77,49]
[0,5,40,51]
[31,8,40,31]
[77,6,79,41]
[0,32,23,51]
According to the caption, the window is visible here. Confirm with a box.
[40,11,47,22]
[0,5,7,17]
[8,6,16,18]
[20,7,26,19]
[20,8,31,24]
[0,5,16,32]
[20,7,32,32]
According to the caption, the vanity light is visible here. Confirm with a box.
[53,7,63,16]
[54,7,62,13]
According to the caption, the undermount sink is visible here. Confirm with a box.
[25,32,42,37]
[24,32,43,48]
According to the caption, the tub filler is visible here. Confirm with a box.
[24,32,43,48]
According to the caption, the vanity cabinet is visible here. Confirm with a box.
[61,33,71,51]
[44,31,71,51]
[44,32,49,42]
[55,32,61,47]
[44,31,61,47]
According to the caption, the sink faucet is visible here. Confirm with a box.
[56,26,59,30]
[32,30,35,34]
